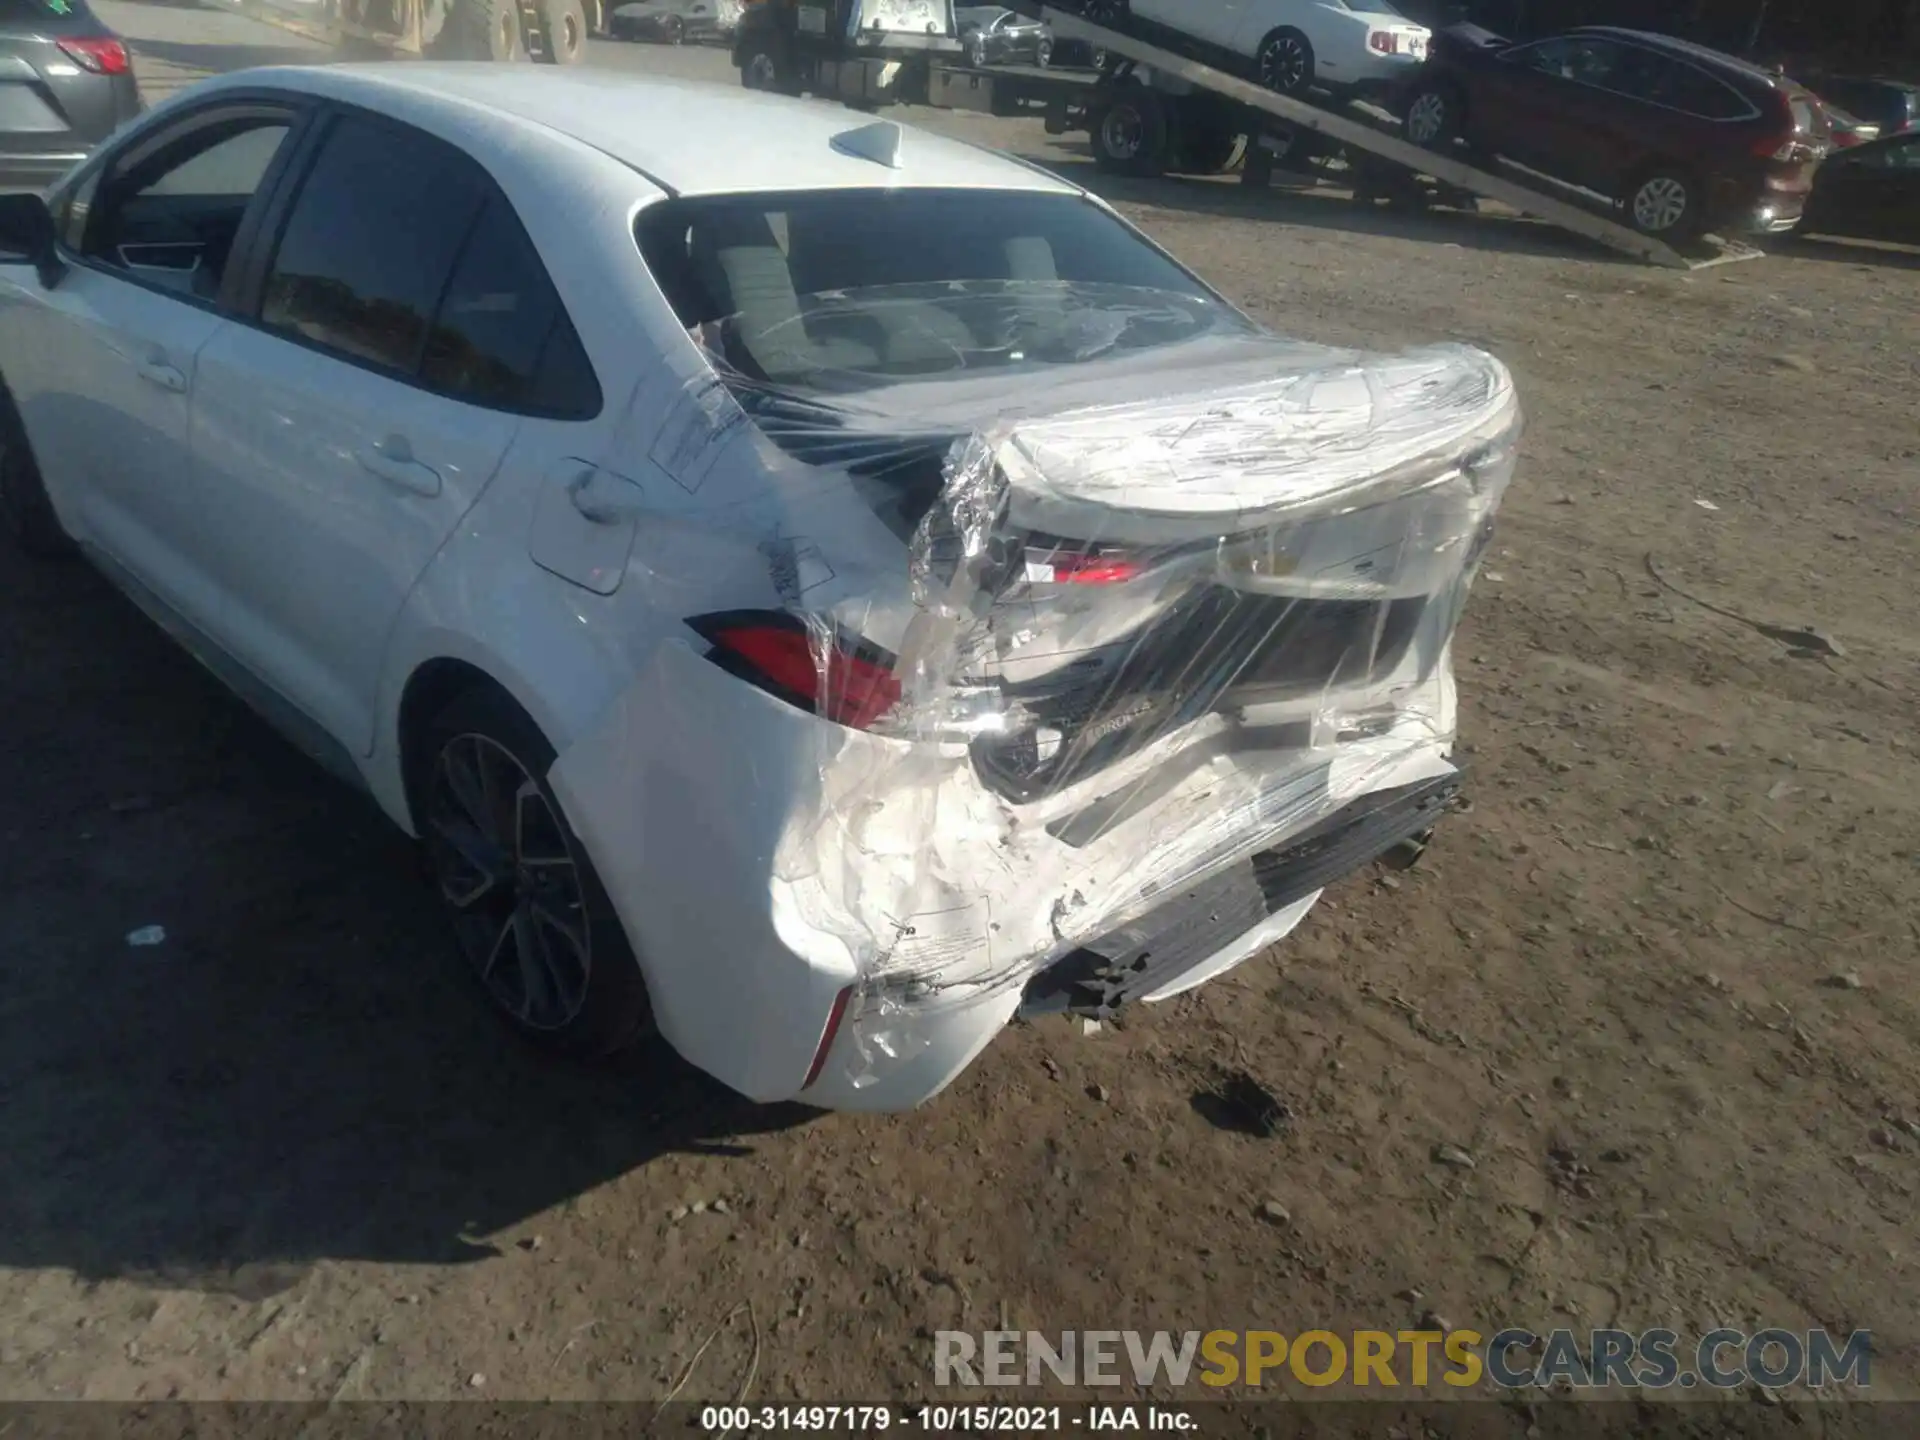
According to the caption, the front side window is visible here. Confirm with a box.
[634,187,1252,395]
[259,113,483,374]
[83,113,293,300]
[1519,37,1624,89]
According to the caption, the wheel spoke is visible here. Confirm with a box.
[429,816,506,908]
[513,780,571,867]
[510,902,561,1022]
[430,728,593,1032]
[530,894,589,963]
[480,910,516,981]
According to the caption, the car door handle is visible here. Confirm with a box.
[357,434,442,498]
[136,356,188,393]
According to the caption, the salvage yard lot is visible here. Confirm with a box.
[3,10,1918,1404]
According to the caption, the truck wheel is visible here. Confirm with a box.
[536,0,586,61]
[439,0,523,58]
[1089,86,1168,177]
[1176,127,1244,175]
[740,42,797,93]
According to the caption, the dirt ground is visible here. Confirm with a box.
[3,17,1919,1411]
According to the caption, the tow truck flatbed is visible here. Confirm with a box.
[933,1,1762,270]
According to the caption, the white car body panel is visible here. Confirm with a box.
[189,328,522,754]
[14,268,229,634]
[0,66,1514,1113]
[1128,0,1429,87]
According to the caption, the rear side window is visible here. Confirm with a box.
[260,113,484,374]
[260,111,600,415]
[421,195,602,419]
[1612,49,1752,119]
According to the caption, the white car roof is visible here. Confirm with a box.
[197,64,1080,199]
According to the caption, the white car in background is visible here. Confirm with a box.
[1087,0,1430,97]
[0,66,1515,1111]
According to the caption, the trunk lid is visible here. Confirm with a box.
[837,341,1522,807]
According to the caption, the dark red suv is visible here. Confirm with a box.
[1399,26,1831,240]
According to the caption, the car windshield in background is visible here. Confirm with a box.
[633,188,1254,394]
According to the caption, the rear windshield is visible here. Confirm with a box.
[633,187,1255,395]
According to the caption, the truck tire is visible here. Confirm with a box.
[739,39,798,94]
[438,0,523,59]
[1088,84,1169,177]
[536,0,586,60]
[1176,126,1244,175]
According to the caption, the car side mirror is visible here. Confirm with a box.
[0,193,64,289]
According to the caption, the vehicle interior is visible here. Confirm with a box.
[81,119,289,301]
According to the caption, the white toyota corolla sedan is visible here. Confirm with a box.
[0,65,1517,1110]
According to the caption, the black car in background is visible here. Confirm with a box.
[1799,127,1920,244]
[957,6,1051,67]
[955,6,1105,70]
[0,0,140,191]
[1803,75,1920,136]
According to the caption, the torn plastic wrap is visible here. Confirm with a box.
[595,286,1519,1093]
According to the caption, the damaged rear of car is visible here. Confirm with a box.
[544,178,1520,1111]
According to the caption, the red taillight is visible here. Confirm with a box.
[1024,544,1141,585]
[1368,29,1396,54]
[801,984,856,1090]
[56,37,131,75]
[692,612,902,731]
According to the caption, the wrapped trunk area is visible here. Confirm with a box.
[658,323,1520,1091]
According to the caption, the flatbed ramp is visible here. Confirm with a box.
[987,2,1763,270]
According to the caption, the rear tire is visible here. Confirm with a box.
[660,12,683,43]
[1088,84,1169,177]
[0,385,75,560]
[1035,37,1052,68]
[1255,27,1314,95]
[536,0,586,61]
[438,0,522,59]
[1625,165,1703,240]
[1404,83,1461,149]
[417,685,654,1061]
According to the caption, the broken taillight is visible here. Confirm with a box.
[1023,541,1141,585]
[689,610,902,731]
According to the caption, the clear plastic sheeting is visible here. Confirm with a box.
[611,279,1519,1091]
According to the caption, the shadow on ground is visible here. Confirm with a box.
[0,559,814,1298]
